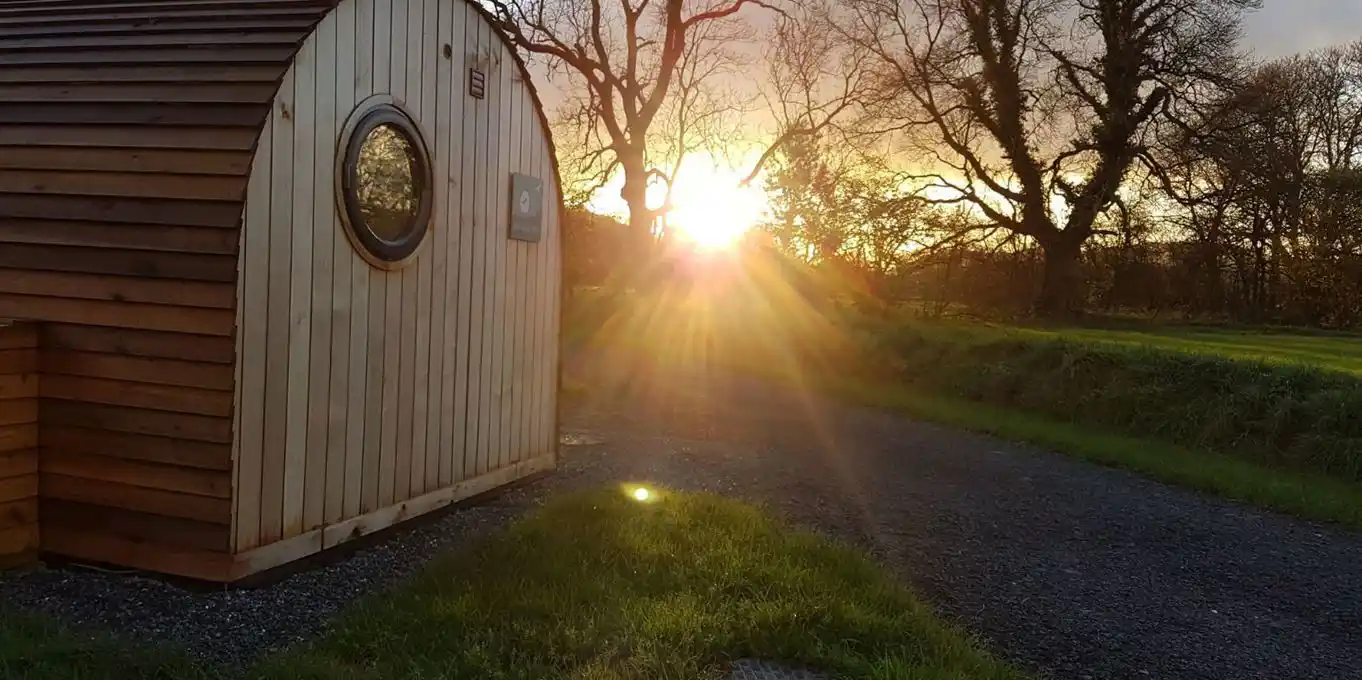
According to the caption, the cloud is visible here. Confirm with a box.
[1243,0,1362,59]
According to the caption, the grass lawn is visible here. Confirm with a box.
[1,488,1025,680]
[1015,324,1362,376]
[0,614,215,680]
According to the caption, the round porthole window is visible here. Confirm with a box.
[339,103,433,267]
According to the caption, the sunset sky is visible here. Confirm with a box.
[1245,0,1362,58]
[562,0,1362,246]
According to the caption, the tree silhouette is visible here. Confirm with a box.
[843,0,1258,316]
[487,0,864,275]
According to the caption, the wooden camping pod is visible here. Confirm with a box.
[0,0,562,580]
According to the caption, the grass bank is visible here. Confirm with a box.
[881,321,1362,483]
[1,488,1024,680]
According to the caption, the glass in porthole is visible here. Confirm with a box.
[353,123,420,243]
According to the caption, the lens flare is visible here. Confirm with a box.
[633,487,651,502]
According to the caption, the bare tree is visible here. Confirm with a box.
[1157,44,1362,320]
[486,0,780,266]
[488,0,871,274]
[842,0,1258,315]
[1303,41,1362,173]
[743,0,876,185]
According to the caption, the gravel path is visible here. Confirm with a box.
[560,369,1362,680]
[5,364,1362,679]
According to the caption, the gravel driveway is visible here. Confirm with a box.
[560,368,1362,680]
[6,362,1362,679]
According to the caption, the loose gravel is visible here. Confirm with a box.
[5,367,1362,679]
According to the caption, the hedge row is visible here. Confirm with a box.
[877,322,1362,482]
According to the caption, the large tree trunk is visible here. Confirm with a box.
[616,164,656,291]
[1036,239,1085,319]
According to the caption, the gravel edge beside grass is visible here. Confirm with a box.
[823,377,1362,532]
[0,483,546,669]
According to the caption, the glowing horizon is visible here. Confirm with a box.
[586,151,770,251]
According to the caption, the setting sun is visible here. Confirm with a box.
[587,152,768,251]
[666,159,767,250]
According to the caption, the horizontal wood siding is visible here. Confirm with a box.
[0,322,38,567]
[0,0,336,573]
[233,0,561,556]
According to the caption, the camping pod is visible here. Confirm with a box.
[0,0,562,580]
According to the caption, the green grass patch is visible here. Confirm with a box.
[2,489,1024,680]
[1014,324,1362,376]
[266,487,1022,680]
[0,611,214,680]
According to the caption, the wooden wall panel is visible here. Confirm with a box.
[0,322,38,566]
[322,3,351,526]
[392,0,416,509]
[45,428,230,471]
[511,84,531,465]
[233,0,561,554]
[441,2,469,489]
[535,105,562,457]
[421,0,449,496]
[0,0,340,574]
[354,0,381,519]
[453,3,477,484]
[42,501,228,552]
[463,13,488,481]
[376,0,400,514]
[415,0,439,498]
[283,34,315,541]
[488,36,510,475]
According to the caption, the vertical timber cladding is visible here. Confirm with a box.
[233,0,562,571]
[0,1,335,578]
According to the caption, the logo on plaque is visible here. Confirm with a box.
[509,173,543,242]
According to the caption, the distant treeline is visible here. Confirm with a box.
[566,199,1362,331]
[569,40,1362,330]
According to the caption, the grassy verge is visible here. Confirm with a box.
[1,488,1025,680]
[880,321,1362,483]
[826,377,1362,530]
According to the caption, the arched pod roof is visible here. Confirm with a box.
[0,0,566,581]
[0,0,560,268]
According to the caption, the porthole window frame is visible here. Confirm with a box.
[335,96,434,270]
